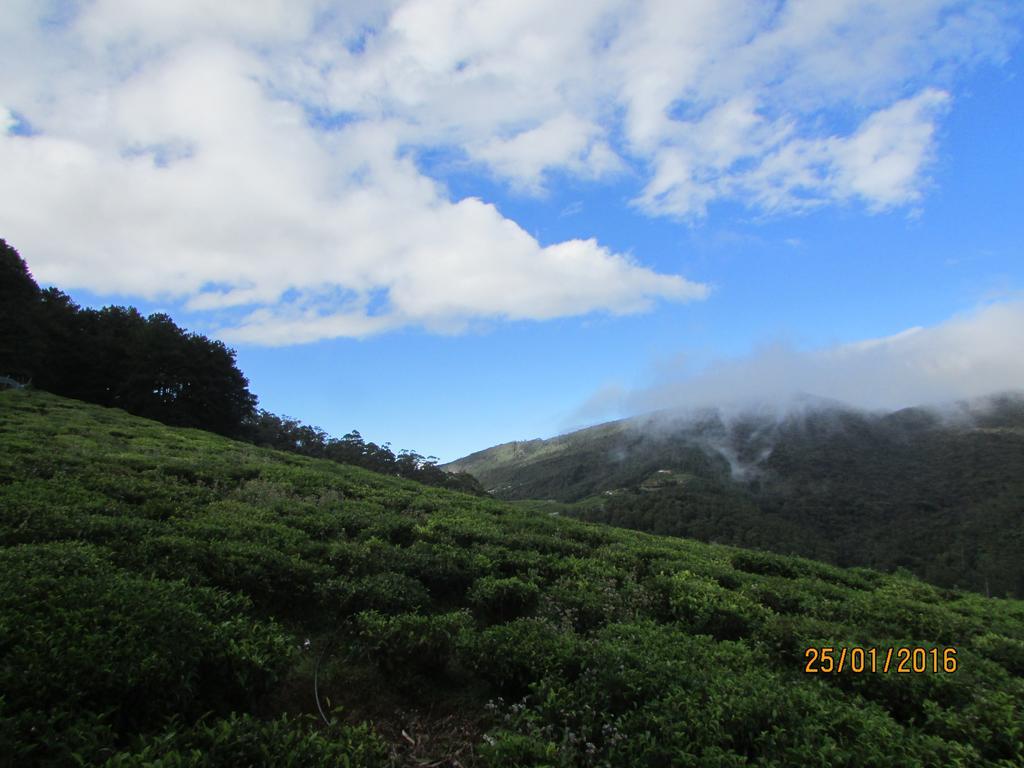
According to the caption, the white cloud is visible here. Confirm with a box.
[0,107,15,133]
[0,1,1017,343]
[610,0,1015,217]
[692,88,954,216]
[473,113,623,193]
[829,89,950,208]
[580,300,1024,417]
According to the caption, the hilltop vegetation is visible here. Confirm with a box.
[2,390,1023,766]
[447,398,1024,598]
[0,237,482,495]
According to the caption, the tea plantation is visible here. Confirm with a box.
[1,390,1022,766]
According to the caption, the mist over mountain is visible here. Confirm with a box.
[447,392,1024,597]
[571,302,1024,428]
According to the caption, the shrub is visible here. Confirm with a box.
[125,535,332,622]
[353,610,471,680]
[102,713,389,767]
[972,632,1024,675]
[478,732,560,767]
[539,575,625,632]
[731,550,803,579]
[650,570,770,640]
[403,542,480,600]
[468,576,540,623]
[0,542,293,765]
[324,572,432,616]
[461,618,578,695]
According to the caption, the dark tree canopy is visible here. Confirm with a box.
[115,312,257,435]
[245,411,487,494]
[0,240,256,437]
[0,239,43,381]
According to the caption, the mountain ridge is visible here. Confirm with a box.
[445,392,1024,597]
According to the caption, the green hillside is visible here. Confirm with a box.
[2,390,1023,766]
[446,397,1024,598]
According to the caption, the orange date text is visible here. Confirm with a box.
[803,646,958,674]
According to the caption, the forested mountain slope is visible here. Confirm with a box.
[2,390,1023,766]
[446,395,1024,598]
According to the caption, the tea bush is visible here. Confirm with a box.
[1,390,1022,766]
[467,576,540,623]
[0,542,292,765]
[102,714,389,768]
[353,610,472,680]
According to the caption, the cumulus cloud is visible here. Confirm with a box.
[578,300,1024,419]
[0,1,1017,342]
[473,114,624,193]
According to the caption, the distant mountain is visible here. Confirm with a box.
[446,393,1024,597]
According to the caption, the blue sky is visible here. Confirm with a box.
[2,1,1023,460]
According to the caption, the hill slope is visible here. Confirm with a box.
[446,395,1024,598]
[2,390,1023,766]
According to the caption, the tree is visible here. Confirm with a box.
[325,430,367,465]
[117,313,257,437]
[0,239,43,381]
[362,441,397,474]
[2,239,258,438]
[30,290,74,395]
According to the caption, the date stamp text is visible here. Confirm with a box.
[803,646,958,674]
